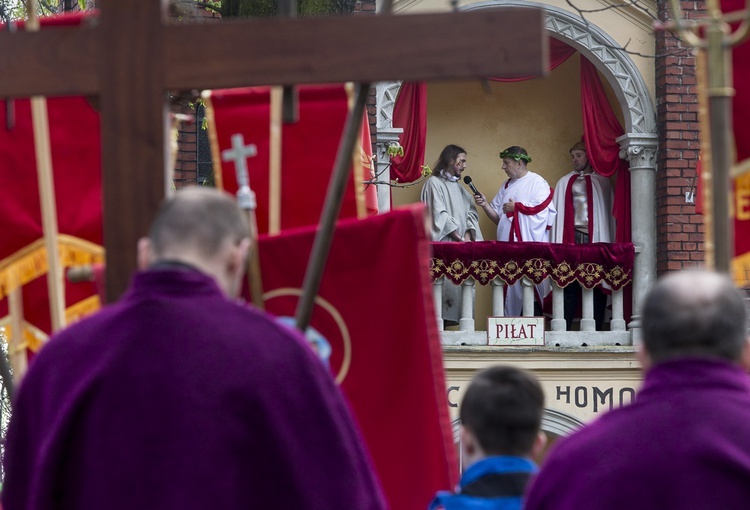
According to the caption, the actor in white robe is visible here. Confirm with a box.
[475,146,555,317]
[421,145,483,325]
[550,141,614,330]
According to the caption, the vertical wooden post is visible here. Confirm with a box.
[100,0,170,302]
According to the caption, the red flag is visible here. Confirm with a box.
[0,13,103,354]
[206,85,374,233]
[720,0,750,282]
[257,205,457,510]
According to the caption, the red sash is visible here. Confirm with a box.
[505,186,554,241]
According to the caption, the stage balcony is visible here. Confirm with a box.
[429,241,635,348]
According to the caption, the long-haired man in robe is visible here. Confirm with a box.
[421,144,483,326]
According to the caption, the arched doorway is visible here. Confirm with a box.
[376,1,658,326]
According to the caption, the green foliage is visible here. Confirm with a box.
[219,0,355,18]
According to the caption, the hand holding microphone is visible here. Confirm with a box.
[464,175,480,196]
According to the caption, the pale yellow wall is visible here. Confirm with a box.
[393,53,599,241]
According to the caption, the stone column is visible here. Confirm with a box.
[618,133,658,344]
[375,81,404,213]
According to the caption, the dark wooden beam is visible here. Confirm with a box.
[99,0,169,301]
[0,3,547,301]
[0,26,99,97]
[0,8,546,99]
[165,9,546,89]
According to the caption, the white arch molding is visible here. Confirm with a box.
[451,408,583,442]
[375,2,658,336]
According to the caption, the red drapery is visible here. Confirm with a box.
[580,56,632,243]
[430,241,634,290]
[390,81,427,184]
[488,37,577,83]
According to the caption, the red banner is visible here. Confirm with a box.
[257,205,457,510]
[206,85,374,233]
[724,0,750,283]
[0,13,103,354]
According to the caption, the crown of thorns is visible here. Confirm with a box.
[498,150,532,163]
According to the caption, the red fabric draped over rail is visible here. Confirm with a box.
[429,241,634,291]
[580,57,632,243]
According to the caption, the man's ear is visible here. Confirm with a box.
[531,431,548,460]
[460,425,477,458]
[229,237,252,274]
[636,343,652,372]
[137,237,153,271]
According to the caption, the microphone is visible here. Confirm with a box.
[464,175,480,196]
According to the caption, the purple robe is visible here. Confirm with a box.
[525,358,750,510]
[2,269,386,510]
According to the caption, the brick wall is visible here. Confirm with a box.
[171,4,222,189]
[655,0,705,273]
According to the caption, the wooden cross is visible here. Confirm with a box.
[0,0,547,301]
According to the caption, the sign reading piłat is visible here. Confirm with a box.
[487,317,545,346]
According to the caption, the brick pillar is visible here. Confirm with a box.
[655,0,705,273]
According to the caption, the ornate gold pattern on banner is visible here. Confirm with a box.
[550,260,577,286]
[606,265,629,290]
[497,259,523,282]
[469,259,501,285]
[430,257,632,290]
[578,262,604,289]
[526,258,552,284]
[0,235,105,299]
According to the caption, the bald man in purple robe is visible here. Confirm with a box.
[525,269,750,510]
[2,187,385,510]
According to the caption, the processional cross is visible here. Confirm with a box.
[0,0,547,304]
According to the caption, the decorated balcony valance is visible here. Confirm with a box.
[429,241,634,291]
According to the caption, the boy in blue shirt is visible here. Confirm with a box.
[430,366,546,510]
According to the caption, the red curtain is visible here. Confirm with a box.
[488,37,577,83]
[390,82,427,184]
[580,56,632,243]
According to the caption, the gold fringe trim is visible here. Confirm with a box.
[0,235,105,300]
[1,295,99,354]
[0,321,48,354]
[65,295,101,325]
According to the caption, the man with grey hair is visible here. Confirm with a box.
[2,187,386,510]
[525,269,750,510]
